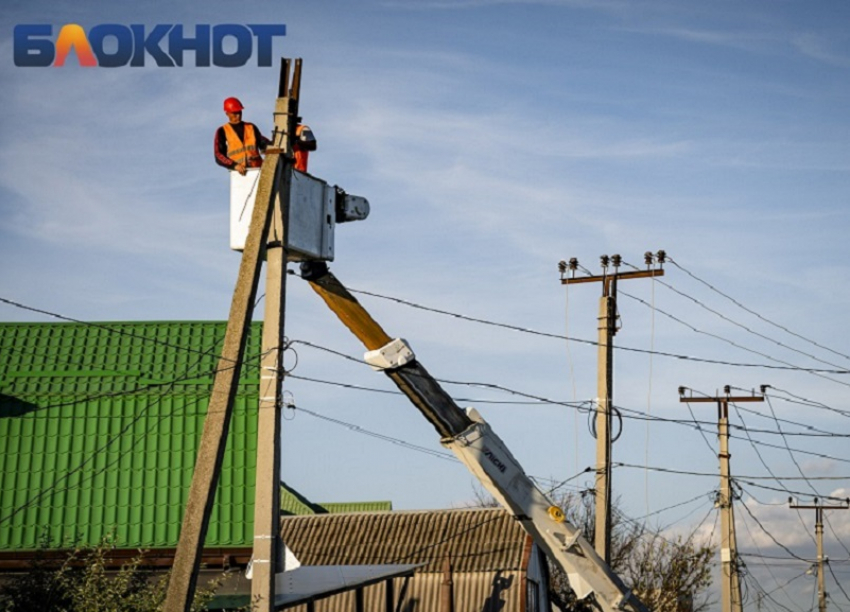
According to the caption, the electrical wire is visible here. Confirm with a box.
[612,462,847,483]
[767,385,850,419]
[0,336,230,527]
[341,288,850,373]
[563,280,581,484]
[620,259,849,375]
[645,271,657,518]
[828,560,850,604]
[738,493,805,605]
[744,571,809,612]
[0,297,240,363]
[736,496,808,562]
[293,338,849,442]
[667,257,850,364]
[730,401,818,547]
[287,403,457,462]
[681,399,721,457]
[619,288,850,392]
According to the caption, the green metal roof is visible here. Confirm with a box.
[280,482,392,516]
[0,321,263,551]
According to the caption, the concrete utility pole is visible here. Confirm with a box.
[789,498,850,612]
[251,57,302,612]
[559,251,665,563]
[679,386,764,612]
[164,58,301,612]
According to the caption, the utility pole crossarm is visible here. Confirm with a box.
[682,396,763,404]
[560,268,664,285]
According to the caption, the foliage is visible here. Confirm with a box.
[471,487,715,612]
[0,540,228,612]
[548,491,715,612]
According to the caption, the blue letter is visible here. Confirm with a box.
[131,24,174,67]
[212,24,251,67]
[14,24,54,67]
[89,24,133,67]
[248,24,285,67]
[169,24,210,67]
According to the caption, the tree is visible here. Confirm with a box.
[548,491,714,612]
[470,487,715,612]
[0,541,229,612]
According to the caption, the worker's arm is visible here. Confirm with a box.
[214,125,237,170]
[256,127,272,153]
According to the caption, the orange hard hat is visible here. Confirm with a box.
[223,97,244,113]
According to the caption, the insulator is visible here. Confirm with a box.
[656,249,667,264]
[644,251,654,266]
[558,260,567,274]
[600,255,609,268]
[569,258,578,271]
[611,254,621,268]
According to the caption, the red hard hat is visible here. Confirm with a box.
[223,97,244,113]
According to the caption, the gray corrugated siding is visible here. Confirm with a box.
[285,572,523,612]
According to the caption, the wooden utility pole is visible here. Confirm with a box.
[679,386,763,612]
[164,58,301,612]
[559,251,664,563]
[789,498,850,612]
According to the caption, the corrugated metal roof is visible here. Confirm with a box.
[280,508,527,573]
[0,321,263,551]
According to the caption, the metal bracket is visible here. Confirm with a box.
[363,338,415,371]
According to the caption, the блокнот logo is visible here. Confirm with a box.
[14,24,286,67]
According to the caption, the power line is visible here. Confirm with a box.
[0,338,226,527]
[288,403,457,462]
[612,462,848,483]
[828,561,850,604]
[343,287,850,373]
[767,385,850,420]
[618,288,850,389]
[666,257,850,364]
[736,497,808,562]
[620,260,849,374]
[738,496,802,609]
[293,338,850,442]
[738,481,850,505]
[0,296,240,363]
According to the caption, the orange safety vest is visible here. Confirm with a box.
[223,123,263,168]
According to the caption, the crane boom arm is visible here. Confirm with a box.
[301,263,647,612]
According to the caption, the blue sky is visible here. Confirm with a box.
[3,1,850,609]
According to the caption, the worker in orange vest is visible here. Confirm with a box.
[292,122,317,172]
[215,97,317,174]
[214,97,271,175]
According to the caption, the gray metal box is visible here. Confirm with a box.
[230,167,335,262]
